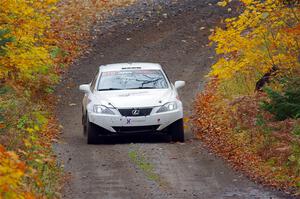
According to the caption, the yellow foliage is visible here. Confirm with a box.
[210,0,300,83]
[0,145,33,199]
[0,0,57,82]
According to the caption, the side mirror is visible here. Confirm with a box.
[174,81,185,90]
[79,84,91,94]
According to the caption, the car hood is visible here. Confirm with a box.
[94,89,173,108]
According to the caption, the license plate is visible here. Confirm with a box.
[123,117,146,126]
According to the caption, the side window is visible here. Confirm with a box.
[90,72,99,92]
[162,69,171,87]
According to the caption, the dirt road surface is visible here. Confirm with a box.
[55,1,291,198]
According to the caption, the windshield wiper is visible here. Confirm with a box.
[135,77,163,86]
[143,78,163,86]
[127,87,156,90]
[98,88,123,91]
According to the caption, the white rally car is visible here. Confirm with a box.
[79,63,185,144]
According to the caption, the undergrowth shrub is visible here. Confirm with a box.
[193,80,300,193]
[261,77,300,121]
[0,85,62,198]
[0,145,32,198]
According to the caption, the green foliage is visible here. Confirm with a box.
[50,47,61,59]
[255,114,272,134]
[292,123,300,137]
[44,87,55,94]
[17,115,29,130]
[17,111,48,133]
[288,143,300,176]
[49,46,68,59]
[261,78,300,121]
[0,86,10,95]
[256,114,266,127]
[0,29,14,56]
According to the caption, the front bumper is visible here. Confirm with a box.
[88,109,183,133]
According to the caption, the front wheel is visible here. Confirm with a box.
[82,112,87,136]
[86,119,98,144]
[169,119,184,142]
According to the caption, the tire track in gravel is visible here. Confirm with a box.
[55,0,290,198]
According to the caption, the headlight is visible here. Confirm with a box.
[93,105,115,115]
[156,102,177,113]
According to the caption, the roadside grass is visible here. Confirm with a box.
[128,147,165,186]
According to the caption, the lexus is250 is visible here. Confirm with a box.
[79,63,185,144]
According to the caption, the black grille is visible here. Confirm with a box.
[118,108,152,117]
[113,125,159,133]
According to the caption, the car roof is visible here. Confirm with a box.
[99,63,162,72]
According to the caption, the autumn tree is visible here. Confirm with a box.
[210,0,300,95]
[0,0,57,88]
[193,0,300,193]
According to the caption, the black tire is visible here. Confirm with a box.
[169,119,184,142]
[82,112,87,136]
[86,119,98,144]
[83,122,87,136]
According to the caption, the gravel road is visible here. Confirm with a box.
[55,0,290,198]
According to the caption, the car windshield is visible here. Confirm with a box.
[97,69,169,91]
